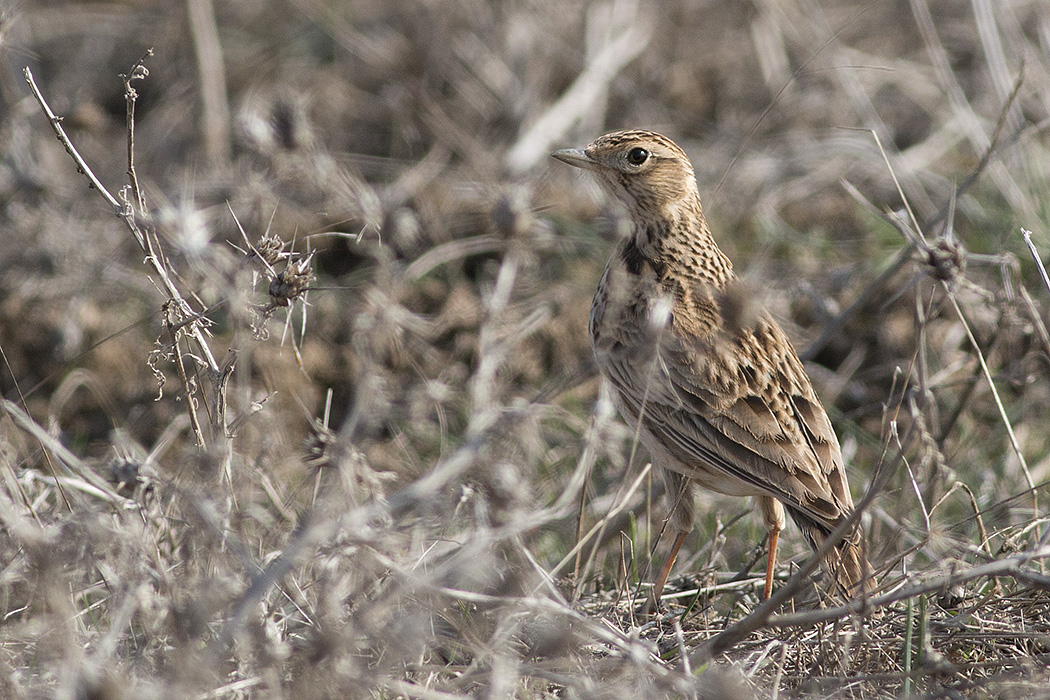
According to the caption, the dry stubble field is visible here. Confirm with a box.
[2,0,1050,697]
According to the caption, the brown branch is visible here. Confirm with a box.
[686,420,914,666]
[23,67,122,214]
[24,61,222,450]
[164,303,206,450]
[767,544,1050,629]
[120,48,153,213]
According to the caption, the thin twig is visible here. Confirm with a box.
[766,543,1050,629]
[23,67,122,214]
[687,420,913,666]
[869,128,924,244]
[801,242,917,362]
[1018,285,1050,367]
[25,60,227,450]
[946,293,1036,509]
[956,482,991,556]
[0,346,68,516]
[935,325,997,443]
[1021,228,1050,301]
[549,463,653,584]
[1,399,125,504]
[925,67,1026,231]
[121,48,153,215]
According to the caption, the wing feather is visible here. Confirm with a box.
[604,309,852,531]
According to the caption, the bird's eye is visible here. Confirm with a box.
[626,147,650,166]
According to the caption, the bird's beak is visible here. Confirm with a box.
[551,148,600,171]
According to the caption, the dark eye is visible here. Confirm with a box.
[626,147,650,165]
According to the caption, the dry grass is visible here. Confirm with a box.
[2,0,1050,698]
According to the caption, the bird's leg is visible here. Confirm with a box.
[763,525,780,600]
[652,530,687,605]
[758,496,786,600]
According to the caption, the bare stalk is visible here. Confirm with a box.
[24,64,221,449]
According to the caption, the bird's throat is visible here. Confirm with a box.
[620,217,734,289]
[620,236,667,277]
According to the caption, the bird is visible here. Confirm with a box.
[551,130,870,604]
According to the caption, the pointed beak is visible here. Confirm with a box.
[551,148,600,171]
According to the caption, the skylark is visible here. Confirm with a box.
[552,130,870,603]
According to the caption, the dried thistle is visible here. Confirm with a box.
[268,253,315,308]
[924,236,967,285]
[253,234,289,269]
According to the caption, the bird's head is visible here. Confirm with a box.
[551,130,701,223]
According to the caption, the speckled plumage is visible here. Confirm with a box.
[553,130,870,602]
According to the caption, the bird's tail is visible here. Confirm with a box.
[826,530,873,596]
[791,510,874,597]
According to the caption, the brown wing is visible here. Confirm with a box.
[604,308,855,533]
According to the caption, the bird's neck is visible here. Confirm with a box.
[624,196,735,288]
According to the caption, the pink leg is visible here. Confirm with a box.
[652,530,688,605]
[764,524,781,600]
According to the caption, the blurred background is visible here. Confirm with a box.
[2,0,1050,697]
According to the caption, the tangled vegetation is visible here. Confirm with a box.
[2,0,1050,697]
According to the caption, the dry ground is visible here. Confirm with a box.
[2,0,1050,698]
